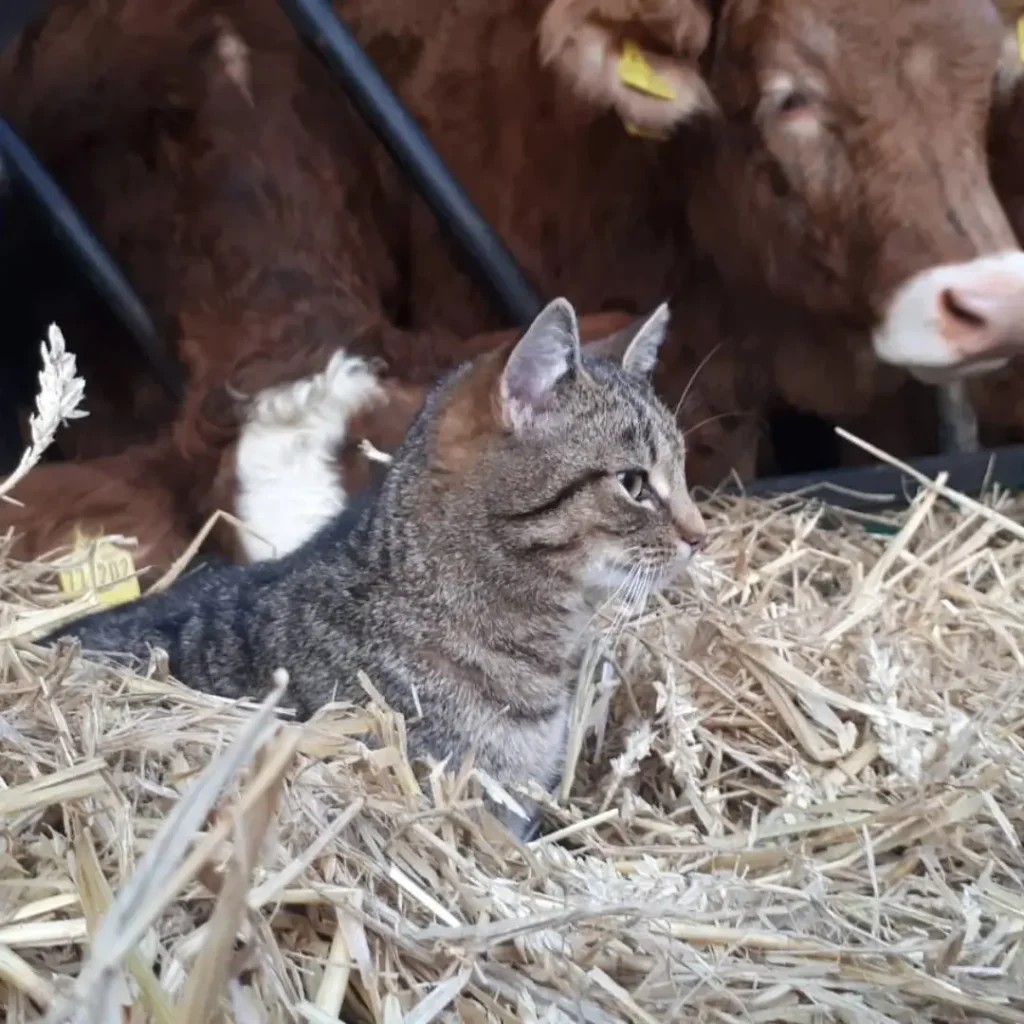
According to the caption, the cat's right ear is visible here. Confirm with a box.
[582,303,671,380]
[498,298,582,434]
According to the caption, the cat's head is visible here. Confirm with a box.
[428,297,706,600]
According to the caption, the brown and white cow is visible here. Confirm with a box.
[4,0,1024,578]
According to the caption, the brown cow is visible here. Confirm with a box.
[4,0,1024,579]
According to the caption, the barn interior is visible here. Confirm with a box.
[3,3,1024,1023]
[0,0,971,497]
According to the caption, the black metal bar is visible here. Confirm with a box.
[0,119,184,400]
[0,0,49,53]
[0,374,26,476]
[719,445,1024,512]
[278,0,545,328]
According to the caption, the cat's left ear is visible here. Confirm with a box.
[583,302,671,380]
[499,297,582,433]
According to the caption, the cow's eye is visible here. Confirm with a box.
[776,90,811,116]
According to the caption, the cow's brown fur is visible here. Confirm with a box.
[0,439,193,582]
[971,61,1024,447]
[2,0,1023,575]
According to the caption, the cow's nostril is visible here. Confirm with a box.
[940,287,988,330]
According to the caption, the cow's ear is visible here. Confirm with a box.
[993,0,1024,22]
[992,1,1024,99]
[537,0,715,136]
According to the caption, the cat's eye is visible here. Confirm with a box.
[617,469,651,503]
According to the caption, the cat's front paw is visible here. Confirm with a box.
[514,809,544,844]
[487,792,544,843]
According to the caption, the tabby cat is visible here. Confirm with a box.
[42,297,707,839]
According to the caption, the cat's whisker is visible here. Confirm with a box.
[622,564,646,614]
[596,566,639,637]
[589,557,642,626]
[673,340,725,419]
[592,567,642,648]
[604,590,636,648]
[605,561,654,649]
[627,563,657,622]
[681,407,762,443]
[604,565,654,657]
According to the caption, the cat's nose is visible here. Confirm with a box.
[673,501,707,552]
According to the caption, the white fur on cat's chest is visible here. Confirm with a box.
[487,697,571,795]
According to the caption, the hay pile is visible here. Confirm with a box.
[3,329,1024,1022]
[3,460,1024,1023]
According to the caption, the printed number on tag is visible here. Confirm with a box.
[58,536,141,608]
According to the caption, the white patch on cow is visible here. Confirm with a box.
[873,250,1024,378]
[234,352,383,562]
[762,71,798,101]
[761,72,823,138]
[215,19,253,104]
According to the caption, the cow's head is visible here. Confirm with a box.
[539,0,1024,383]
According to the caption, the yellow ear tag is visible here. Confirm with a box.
[618,39,677,101]
[623,121,671,140]
[58,528,141,609]
[1017,16,1024,63]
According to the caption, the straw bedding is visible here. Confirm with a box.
[3,340,1024,1022]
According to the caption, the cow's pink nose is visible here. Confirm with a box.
[875,252,1024,374]
[935,278,1024,359]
